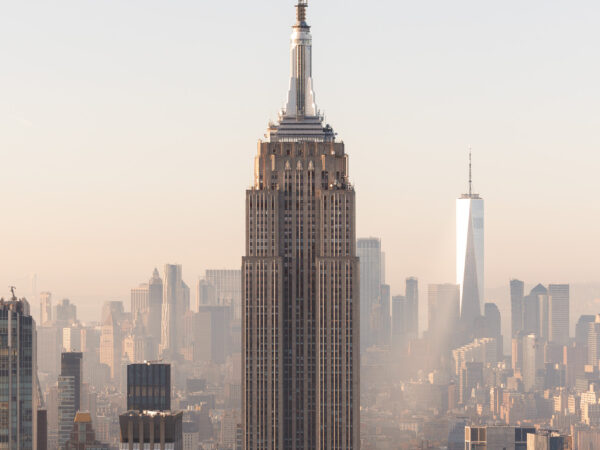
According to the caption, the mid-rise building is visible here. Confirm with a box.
[0,295,37,449]
[242,2,359,447]
[119,411,183,450]
[64,411,109,450]
[527,429,572,449]
[127,363,171,411]
[464,425,535,449]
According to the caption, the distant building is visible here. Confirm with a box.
[510,279,525,338]
[40,291,52,325]
[464,425,535,449]
[427,283,460,358]
[203,269,242,319]
[55,298,77,324]
[549,284,570,345]
[119,411,183,450]
[358,237,384,349]
[99,310,120,380]
[522,334,544,392]
[576,315,595,345]
[131,268,163,347]
[161,264,189,357]
[0,296,37,449]
[527,429,572,449]
[127,363,171,411]
[587,315,600,367]
[64,411,110,450]
[405,277,419,338]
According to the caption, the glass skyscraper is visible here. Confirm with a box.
[127,363,171,412]
[0,296,37,450]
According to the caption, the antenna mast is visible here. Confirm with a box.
[468,151,472,196]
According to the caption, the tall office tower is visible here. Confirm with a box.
[391,295,407,350]
[101,301,124,323]
[204,270,242,319]
[576,315,596,345]
[483,302,503,358]
[161,264,189,357]
[405,277,419,339]
[131,283,149,322]
[522,333,544,392]
[549,284,570,345]
[510,279,524,338]
[99,310,120,380]
[61,352,83,411]
[58,376,76,448]
[0,295,37,449]
[378,284,391,346]
[242,2,359,447]
[55,298,77,324]
[127,363,171,411]
[427,283,460,358]
[196,278,216,309]
[456,154,484,330]
[587,315,600,366]
[148,268,163,331]
[40,291,52,325]
[522,283,548,335]
[357,238,383,350]
[119,411,183,450]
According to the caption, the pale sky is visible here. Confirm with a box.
[1,1,599,321]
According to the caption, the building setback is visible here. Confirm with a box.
[242,1,359,448]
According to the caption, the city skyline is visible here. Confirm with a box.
[2,1,600,306]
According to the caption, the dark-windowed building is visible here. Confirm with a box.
[127,363,171,411]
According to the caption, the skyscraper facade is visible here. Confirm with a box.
[160,264,189,357]
[405,277,419,339]
[61,352,83,412]
[357,238,383,350]
[456,155,484,330]
[510,279,524,338]
[427,283,460,358]
[0,296,37,449]
[242,2,359,447]
[127,363,171,412]
[40,291,52,325]
[549,284,570,345]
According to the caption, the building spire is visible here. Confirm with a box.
[296,0,308,23]
[468,151,472,196]
[284,0,317,119]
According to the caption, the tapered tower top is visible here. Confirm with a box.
[265,0,336,142]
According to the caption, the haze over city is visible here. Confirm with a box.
[4,1,600,449]
[2,1,600,321]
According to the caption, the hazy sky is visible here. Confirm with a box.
[1,1,599,319]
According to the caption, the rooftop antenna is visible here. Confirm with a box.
[468,150,472,196]
[296,0,308,23]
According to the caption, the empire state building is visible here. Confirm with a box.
[242,1,360,448]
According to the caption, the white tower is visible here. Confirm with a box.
[456,153,484,329]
